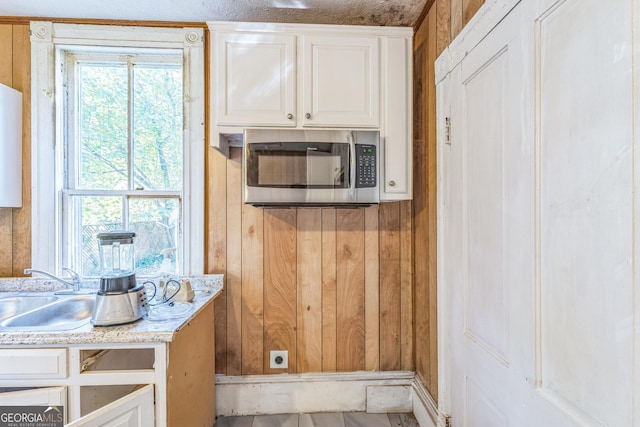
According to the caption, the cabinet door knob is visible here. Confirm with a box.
[389,180,396,187]
[305,113,311,119]
[287,113,293,120]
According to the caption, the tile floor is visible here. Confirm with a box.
[214,412,420,427]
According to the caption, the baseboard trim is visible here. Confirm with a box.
[215,371,441,425]
[215,371,415,416]
[411,377,438,427]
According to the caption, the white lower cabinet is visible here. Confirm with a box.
[0,345,161,426]
[67,385,154,427]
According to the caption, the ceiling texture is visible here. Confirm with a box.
[0,0,429,27]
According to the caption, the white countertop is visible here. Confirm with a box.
[0,274,223,346]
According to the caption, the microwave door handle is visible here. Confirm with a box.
[349,139,356,200]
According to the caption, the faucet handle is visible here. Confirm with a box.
[62,268,82,290]
[62,267,79,280]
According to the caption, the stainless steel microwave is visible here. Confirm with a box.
[243,129,379,207]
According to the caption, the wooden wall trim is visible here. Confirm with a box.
[0,16,205,27]
[413,0,437,30]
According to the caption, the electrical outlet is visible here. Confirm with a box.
[270,350,288,369]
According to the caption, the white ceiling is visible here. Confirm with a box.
[0,0,427,27]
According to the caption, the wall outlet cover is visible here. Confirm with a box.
[270,350,288,369]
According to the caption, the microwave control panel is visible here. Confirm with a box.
[355,145,377,188]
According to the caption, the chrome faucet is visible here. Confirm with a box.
[24,268,82,292]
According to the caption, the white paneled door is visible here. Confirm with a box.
[439,0,637,425]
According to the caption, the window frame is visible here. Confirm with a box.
[30,22,205,276]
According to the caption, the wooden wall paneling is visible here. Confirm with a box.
[11,25,31,276]
[379,202,401,371]
[0,25,12,82]
[296,208,322,373]
[0,25,14,277]
[209,147,228,374]
[336,209,365,372]
[450,0,464,41]
[425,5,439,397]
[241,201,264,375]
[264,209,297,373]
[463,0,484,27]
[413,3,435,393]
[400,200,414,371]
[436,0,452,55]
[414,17,428,62]
[226,147,243,375]
[364,205,380,371]
[321,209,337,371]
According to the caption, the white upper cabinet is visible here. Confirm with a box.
[216,32,296,127]
[301,35,379,127]
[214,28,379,129]
[380,36,412,199]
[209,22,412,201]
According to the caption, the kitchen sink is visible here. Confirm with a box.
[0,294,95,331]
[0,295,59,320]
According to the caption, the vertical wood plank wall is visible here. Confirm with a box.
[207,147,414,374]
[0,24,31,277]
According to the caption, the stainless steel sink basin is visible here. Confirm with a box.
[0,294,95,331]
[0,295,59,321]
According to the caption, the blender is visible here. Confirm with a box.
[91,231,149,326]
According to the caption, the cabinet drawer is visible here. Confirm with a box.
[0,348,67,379]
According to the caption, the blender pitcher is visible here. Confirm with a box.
[97,231,137,293]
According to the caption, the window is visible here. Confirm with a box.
[31,23,204,277]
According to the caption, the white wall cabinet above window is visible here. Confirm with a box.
[209,22,413,201]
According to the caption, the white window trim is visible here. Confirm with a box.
[30,22,205,275]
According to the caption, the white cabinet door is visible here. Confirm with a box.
[441,0,637,426]
[380,36,411,200]
[67,385,154,427]
[0,386,66,406]
[216,32,296,126]
[302,35,379,127]
[0,387,66,424]
[0,348,67,379]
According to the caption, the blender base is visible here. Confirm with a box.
[91,286,149,326]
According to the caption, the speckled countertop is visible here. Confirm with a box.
[0,274,223,346]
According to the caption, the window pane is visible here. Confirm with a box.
[78,196,123,277]
[128,198,180,276]
[79,64,129,190]
[133,66,183,191]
